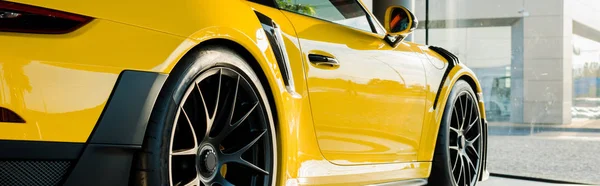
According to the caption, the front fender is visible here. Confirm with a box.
[417,48,489,181]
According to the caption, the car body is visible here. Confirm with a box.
[0,0,488,185]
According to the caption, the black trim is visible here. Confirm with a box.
[89,70,167,145]
[0,140,83,160]
[62,70,167,186]
[490,173,592,185]
[0,107,25,123]
[430,46,459,109]
[62,144,139,186]
[369,178,427,186]
[384,34,403,47]
[248,0,277,8]
[354,0,379,34]
[425,0,429,45]
[254,11,292,88]
[276,3,378,35]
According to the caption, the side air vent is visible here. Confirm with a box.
[254,11,297,93]
[429,45,459,67]
[429,46,460,109]
[0,107,25,123]
[0,160,71,186]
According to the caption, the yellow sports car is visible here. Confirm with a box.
[0,0,488,185]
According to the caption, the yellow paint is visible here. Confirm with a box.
[0,19,184,142]
[280,10,428,165]
[0,0,483,185]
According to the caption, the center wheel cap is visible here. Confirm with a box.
[203,150,217,172]
[198,145,219,177]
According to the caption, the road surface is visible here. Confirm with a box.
[487,130,600,184]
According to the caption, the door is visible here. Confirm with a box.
[278,0,428,165]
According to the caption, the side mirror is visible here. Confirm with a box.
[383,6,418,46]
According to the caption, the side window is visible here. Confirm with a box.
[277,0,374,33]
[248,0,277,7]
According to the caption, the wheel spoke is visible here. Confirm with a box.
[465,154,477,172]
[232,102,259,126]
[467,133,480,144]
[227,76,240,124]
[217,102,259,142]
[171,148,198,156]
[459,96,466,130]
[456,155,464,185]
[196,83,213,137]
[208,174,234,186]
[450,127,460,134]
[171,107,200,156]
[467,144,480,159]
[466,96,473,130]
[213,69,223,121]
[452,153,460,173]
[453,107,460,127]
[183,176,201,186]
[235,130,266,156]
[465,116,479,133]
[199,69,223,137]
[449,146,459,151]
[181,106,199,149]
[239,159,269,175]
[462,156,467,186]
[464,155,472,186]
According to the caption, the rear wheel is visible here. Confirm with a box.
[134,46,277,186]
[429,80,482,186]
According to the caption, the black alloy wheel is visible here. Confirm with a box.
[448,90,482,186]
[429,80,482,186]
[134,46,277,186]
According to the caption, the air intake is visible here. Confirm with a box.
[0,160,71,186]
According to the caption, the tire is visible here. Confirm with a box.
[133,45,278,186]
[429,80,483,186]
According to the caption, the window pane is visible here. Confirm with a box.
[425,0,600,184]
[277,0,373,32]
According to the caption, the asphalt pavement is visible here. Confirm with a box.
[486,121,600,185]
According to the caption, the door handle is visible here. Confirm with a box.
[308,54,340,67]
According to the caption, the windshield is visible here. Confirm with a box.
[398,0,599,184]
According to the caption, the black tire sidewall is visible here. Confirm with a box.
[136,45,277,186]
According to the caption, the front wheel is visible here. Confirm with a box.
[429,80,483,186]
[134,46,278,186]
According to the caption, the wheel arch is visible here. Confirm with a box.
[190,38,281,128]
[419,65,483,159]
[161,33,285,129]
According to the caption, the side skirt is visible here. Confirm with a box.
[366,179,428,186]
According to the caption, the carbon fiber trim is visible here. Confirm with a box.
[429,45,459,109]
[254,11,296,93]
[429,46,459,67]
[0,160,71,186]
